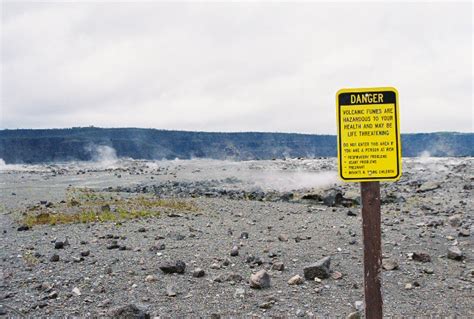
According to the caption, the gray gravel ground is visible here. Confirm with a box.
[0,157,472,318]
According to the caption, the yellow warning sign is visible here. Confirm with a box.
[336,87,401,182]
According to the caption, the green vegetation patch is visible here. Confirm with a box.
[20,188,196,227]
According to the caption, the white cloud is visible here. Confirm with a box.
[1,1,472,133]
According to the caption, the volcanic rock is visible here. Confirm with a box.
[447,246,464,260]
[108,304,150,319]
[159,260,186,274]
[303,256,331,280]
[412,252,431,263]
[288,274,304,285]
[249,269,270,289]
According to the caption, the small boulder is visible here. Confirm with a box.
[288,275,304,285]
[271,262,285,271]
[145,275,158,283]
[54,241,65,249]
[412,252,431,263]
[382,259,399,271]
[418,181,440,192]
[192,268,205,278]
[249,269,271,289]
[72,287,81,296]
[230,246,239,257]
[108,304,150,319]
[159,260,186,274]
[447,246,464,260]
[303,256,331,280]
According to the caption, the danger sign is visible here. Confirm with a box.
[336,87,401,182]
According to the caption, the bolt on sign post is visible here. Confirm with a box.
[336,87,401,319]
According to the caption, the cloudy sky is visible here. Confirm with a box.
[1,1,472,134]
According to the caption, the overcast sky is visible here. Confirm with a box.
[1,1,472,134]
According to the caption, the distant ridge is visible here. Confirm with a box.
[0,128,472,164]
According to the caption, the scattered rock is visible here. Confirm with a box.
[230,246,239,257]
[166,285,177,297]
[331,271,343,280]
[382,259,399,271]
[458,229,470,237]
[54,241,65,249]
[249,269,271,289]
[412,252,431,263]
[354,300,364,311]
[278,234,289,242]
[322,190,343,206]
[50,254,60,262]
[447,246,464,260]
[17,225,30,231]
[108,304,150,319]
[303,256,331,280]
[80,250,90,257]
[72,287,81,296]
[149,243,166,251]
[159,260,186,274]
[347,210,357,217]
[107,241,120,250]
[259,301,273,309]
[448,215,462,227]
[271,261,285,271]
[192,268,205,278]
[288,274,304,285]
[423,267,434,274]
[240,232,249,239]
[418,181,440,192]
[145,275,158,283]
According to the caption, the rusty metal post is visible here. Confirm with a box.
[360,181,383,319]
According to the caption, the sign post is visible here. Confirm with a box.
[336,87,401,319]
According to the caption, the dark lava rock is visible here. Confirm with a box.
[301,193,322,201]
[149,243,166,252]
[108,304,150,319]
[107,241,120,250]
[347,210,357,217]
[159,260,186,274]
[17,225,30,231]
[54,241,65,249]
[230,246,239,257]
[303,256,331,280]
[412,252,431,263]
[138,227,147,233]
[80,250,90,257]
[322,190,343,207]
[50,254,60,262]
